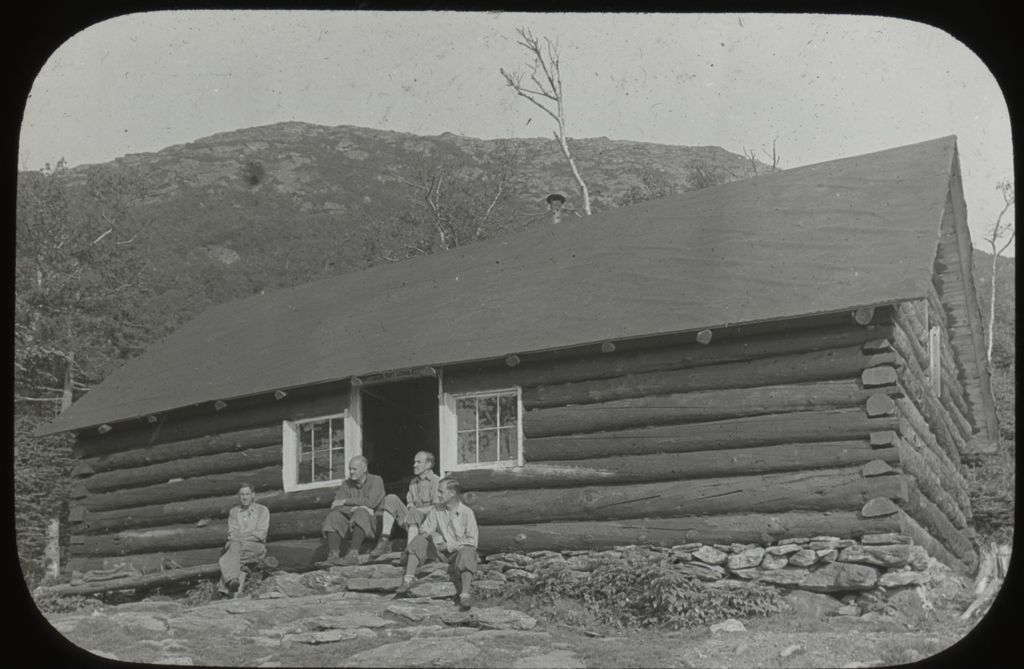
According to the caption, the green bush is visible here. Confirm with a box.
[524,549,784,629]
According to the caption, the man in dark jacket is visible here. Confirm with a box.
[320,456,385,565]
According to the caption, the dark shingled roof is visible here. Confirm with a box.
[42,136,978,435]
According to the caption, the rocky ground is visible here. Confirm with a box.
[37,553,996,668]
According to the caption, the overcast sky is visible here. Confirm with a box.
[19,11,1014,252]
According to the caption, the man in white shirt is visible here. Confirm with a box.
[371,450,442,558]
[218,483,270,597]
[395,477,479,610]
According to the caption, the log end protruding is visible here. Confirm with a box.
[600,342,616,354]
[696,329,713,345]
[865,394,897,418]
[505,355,521,368]
[870,430,898,448]
[861,497,900,518]
[214,400,228,412]
[97,424,113,435]
[71,461,95,478]
[68,505,87,523]
[350,376,363,387]
[853,307,876,326]
[860,459,895,478]
[862,366,898,388]
[274,390,287,400]
[146,415,159,424]
[861,338,893,354]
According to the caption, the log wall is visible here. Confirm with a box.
[65,306,977,574]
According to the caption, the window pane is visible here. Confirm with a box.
[479,429,498,462]
[456,398,477,430]
[479,396,498,428]
[297,446,313,484]
[313,450,332,481]
[498,394,517,427]
[458,432,476,464]
[499,428,517,461]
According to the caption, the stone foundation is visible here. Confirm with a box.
[478,533,951,610]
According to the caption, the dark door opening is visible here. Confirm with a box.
[359,376,439,493]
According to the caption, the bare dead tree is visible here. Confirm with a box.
[984,180,1015,361]
[501,27,591,215]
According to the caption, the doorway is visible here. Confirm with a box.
[359,376,439,491]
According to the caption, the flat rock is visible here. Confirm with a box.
[709,618,745,633]
[808,539,840,551]
[299,570,348,593]
[741,567,809,586]
[726,547,765,571]
[835,605,862,616]
[111,601,185,615]
[778,537,810,546]
[730,543,756,553]
[474,580,505,592]
[386,601,451,622]
[761,553,789,570]
[675,562,725,581]
[512,650,586,668]
[442,607,538,630]
[488,553,535,566]
[341,637,481,667]
[788,549,818,567]
[880,571,927,588]
[330,564,404,579]
[838,544,912,568]
[783,590,841,618]
[167,613,251,635]
[860,533,911,545]
[505,568,536,580]
[465,629,552,642]
[765,544,802,557]
[800,562,879,593]
[692,545,728,565]
[410,581,457,598]
[306,613,393,629]
[816,549,838,563]
[671,542,703,552]
[285,628,376,645]
[780,644,805,658]
[110,612,168,633]
[346,577,403,592]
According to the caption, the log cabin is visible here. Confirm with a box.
[40,136,997,577]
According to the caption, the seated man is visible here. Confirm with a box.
[321,455,385,566]
[395,477,479,611]
[371,450,442,558]
[218,483,270,597]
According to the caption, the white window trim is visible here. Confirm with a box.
[282,389,362,492]
[439,382,524,475]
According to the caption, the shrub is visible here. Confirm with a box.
[523,549,784,629]
[966,442,1015,545]
[33,592,105,615]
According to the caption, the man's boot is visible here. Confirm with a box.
[339,550,361,566]
[369,535,392,559]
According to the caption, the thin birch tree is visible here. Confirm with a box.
[501,28,592,215]
[984,180,1015,361]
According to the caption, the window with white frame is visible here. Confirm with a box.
[282,412,349,491]
[443,389,522,470]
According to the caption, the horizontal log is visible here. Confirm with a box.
[893,358,967,464]
[451,441,900,491]
[67,538,329,575]
[75,486,341,534]
[476,511,903,553]
[462,466,906,525]
[901,481,977,569]
[76,465,282,512]
[524,346,899,409]
[71,508,328,557]
[80,425,282,474]
[897,511,967,572]
[524,380,885,438]
[39,564,222,597]
[898,413,970,514]
[446,322,894,395]
[76,389,349,456]
[80,445,282,494]
[896,393,961,468]
[896,438,968,529]
[525,409,899,462]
